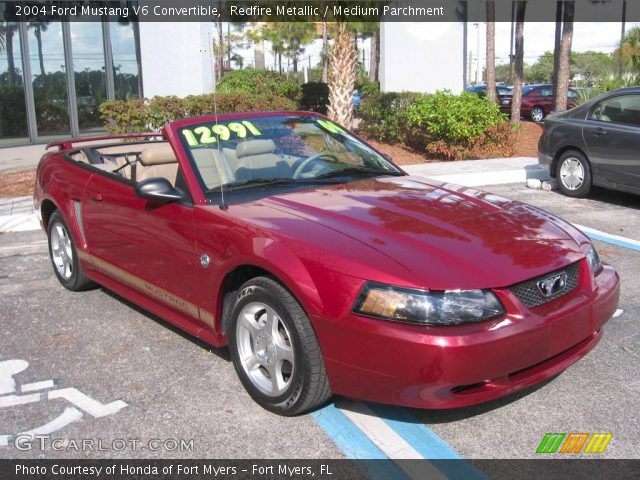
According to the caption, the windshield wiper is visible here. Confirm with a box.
[313,167,403,179]
[210,176,341,193]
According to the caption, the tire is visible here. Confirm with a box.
[47,211,96,291]
[556,150,592,198]
[530,106,545,122]
[228,276,331,415]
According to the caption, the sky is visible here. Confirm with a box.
[249,21,640,77]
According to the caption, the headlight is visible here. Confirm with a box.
[354,283,505,326]
[586,245,602,275]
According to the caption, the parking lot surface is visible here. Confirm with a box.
[1,182,638,463]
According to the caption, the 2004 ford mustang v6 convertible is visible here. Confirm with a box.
[35,111,620,415]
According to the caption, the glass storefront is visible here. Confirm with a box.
[0,18,28,144]
[0,3,142,145]
[110,21,140,100]
[71,21,108,133]
[27,20,70,138]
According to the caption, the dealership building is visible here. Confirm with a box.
[0,4,466,146]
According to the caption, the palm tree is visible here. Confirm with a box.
[617,26,640,72]
[485,1,497,103]
[554,1,574,112]
[29,22,49,76]
[510,1,526,126]
[0,24,18,84]
[321,21,328,83]
[327,22,358,129]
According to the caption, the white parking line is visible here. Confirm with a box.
[48,388,127,418]
[21,380,56,392]
[336,401,448,480]
[613,309,624,318]
[0,393,42,408]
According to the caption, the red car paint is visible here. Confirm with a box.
[500,84,578,121]
[35,111,619,409]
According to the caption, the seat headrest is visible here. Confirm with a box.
[236,139,275,158]
[140,143,177,166]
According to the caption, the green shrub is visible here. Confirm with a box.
[147,95,188,130]
[576,73,640,104]
[425,121,515,160]
[358,80,380,97]
[359,91,427,144]
[300,82,329,114]
[98,98,149,134]
[407,91,505,144]
[217,68,302,101]
[99,93,298,134]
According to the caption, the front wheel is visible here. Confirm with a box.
[530,106,545,122]
[556,150,592,198]
[228,276,331,415]
[47,211,96,291]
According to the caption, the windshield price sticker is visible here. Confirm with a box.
[181,121,262,147]
[316,119,346,134]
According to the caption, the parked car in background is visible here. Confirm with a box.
[500,84,578,122]
[35,112,619,415]
[465,84,512,98]
[538,87,640,197]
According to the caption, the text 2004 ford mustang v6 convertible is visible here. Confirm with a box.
[35,112,620,415]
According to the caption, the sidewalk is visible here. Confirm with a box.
[0,144,47,174]
[0,142,547,233]
[0,196,39,233]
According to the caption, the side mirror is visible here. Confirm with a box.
[135,177,186,203]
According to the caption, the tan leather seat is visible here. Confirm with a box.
[234,139,290,181]
[137,143,179,185]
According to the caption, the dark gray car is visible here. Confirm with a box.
[538,87,640,197]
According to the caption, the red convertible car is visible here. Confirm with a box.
[35,111,620,415]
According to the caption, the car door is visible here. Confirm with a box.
[583,93,640,187]
[81,163,203,325]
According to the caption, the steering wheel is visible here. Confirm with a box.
[293,153,339,179]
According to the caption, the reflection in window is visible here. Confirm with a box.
[28,20,70,138]
[110,21,139,100]
[70,21,107,133]
[591,95,640,127]
[0,15,28,143]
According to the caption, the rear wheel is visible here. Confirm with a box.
[556,150,592,198]
[228,276,331,415]
[47,211,96,291]
[530,106,545,122]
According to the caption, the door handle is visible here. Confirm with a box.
[592,127,607,136]
[90,192,103,202]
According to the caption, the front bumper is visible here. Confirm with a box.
[314,261,619,409]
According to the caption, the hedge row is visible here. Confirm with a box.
[359,91,514,160]
[99,93,298,134]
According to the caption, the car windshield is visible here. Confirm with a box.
[178,115,403,195]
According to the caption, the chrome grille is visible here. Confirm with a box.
[510,262,580,309]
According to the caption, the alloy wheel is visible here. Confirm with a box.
[235,302,295,397]
[50,223,74,280]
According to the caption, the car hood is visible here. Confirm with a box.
[258,175,588,290]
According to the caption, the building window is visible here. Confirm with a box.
[110,21,140,100]
[0,5,142,145]
[71,20,108,133]
[28,20,70,138]
[0,14,28,144]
